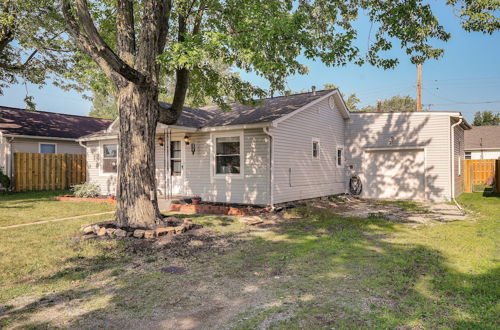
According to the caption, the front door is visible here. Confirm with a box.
[169,140,183,195]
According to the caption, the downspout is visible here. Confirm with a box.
[263,126,275,209]
[450,117,464,211]
[7,136,14,187]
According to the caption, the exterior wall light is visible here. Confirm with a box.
[158,137,165,146]
[184,135,191,145]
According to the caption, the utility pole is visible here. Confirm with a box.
[417,63,422,111]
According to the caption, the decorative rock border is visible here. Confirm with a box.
[55,196,117,205]
[169,204,269,216]
[80,217,196,239]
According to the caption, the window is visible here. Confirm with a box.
[40,143,56,154]
[215,136,241,174]
[465,151,471,160]
[170,141,181,176]
[312,139,320,159]
[336,147,344,167]
[102,144,117,173]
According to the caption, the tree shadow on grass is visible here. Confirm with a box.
[1,208,498,329]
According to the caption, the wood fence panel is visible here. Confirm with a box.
[13,153,86,192]
[463,159,497,193]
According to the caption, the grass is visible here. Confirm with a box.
[0,190,115,226]
[0,192,498,329]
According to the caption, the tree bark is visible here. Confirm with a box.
[115,81,163,229]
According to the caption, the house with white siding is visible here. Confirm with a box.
[78,89,471,205]
[0,106,111,183]
[464,126,500,160]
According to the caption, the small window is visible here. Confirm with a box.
[465,151,471,160]
[102,144,117,173]
[312,139,320,159]
[215,136,241,174]
[337,147,343,167]
[40,143,56,154]
[170,141,181,176]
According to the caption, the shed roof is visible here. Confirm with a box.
[465,126,500,150]
[0,106,112,139]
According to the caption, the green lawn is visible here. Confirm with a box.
[0,190,115,226]
[0,192,498,329]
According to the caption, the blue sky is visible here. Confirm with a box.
[1,1,499,123]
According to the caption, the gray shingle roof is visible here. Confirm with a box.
[160,89,333,128]
[0,106,112,139]
[465,126,500,149]
[80,89,337,140]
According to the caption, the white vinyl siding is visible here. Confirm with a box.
[270,97,346,204]
[11,138,84,154]
[183,129,269,205]
[345,113,457,202]
[86,130,270,204]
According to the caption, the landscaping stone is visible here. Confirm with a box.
[175,226,186,234]
[82,226,94,234]
[133,229,145,238]
[144,230,155,239]
[114,229,127,237]
[106,228,116,236]
[126,231,134,237]
[97,227,107,236]
[155,227,176,237]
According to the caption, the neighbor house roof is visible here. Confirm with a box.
[465,126,500,150]
[0,106,112,139]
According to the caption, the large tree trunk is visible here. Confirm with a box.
[115,81,162,229]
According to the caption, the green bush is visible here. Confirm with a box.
[0,168,10,189]
[71,182,101,198]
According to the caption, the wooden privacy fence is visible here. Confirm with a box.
[463,159,500,193]
[14,153,86,192]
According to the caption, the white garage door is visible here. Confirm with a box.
[363,149,425,200]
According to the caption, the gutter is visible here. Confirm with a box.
[450,117,464,211]
[2,134,77,141]
[263,126,275,208]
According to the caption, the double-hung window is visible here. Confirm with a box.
[102,144,117,173]
[215,136,241,174]
[464,151,471,160]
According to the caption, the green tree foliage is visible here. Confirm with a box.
[0,0,73,104]
[448,0,500,34]
[472,111,500,126]
[359,95,417,112]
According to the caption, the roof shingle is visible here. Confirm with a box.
[465,126,500,149]
[0,106,112,139]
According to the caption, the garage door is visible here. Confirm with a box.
[363,149,425,200]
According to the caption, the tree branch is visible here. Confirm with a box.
[60,0,144,84]
[157,0,172,53]
[116,0,135,65]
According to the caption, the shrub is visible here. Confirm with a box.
[71,182,101,198]
[0,168,10,189]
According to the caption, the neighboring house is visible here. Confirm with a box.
[79,89,470,204]
[464,126,500,160]
[0,106,112,181]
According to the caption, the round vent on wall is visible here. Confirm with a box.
[328,95,336,110]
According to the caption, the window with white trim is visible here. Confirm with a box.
[215,136,241,174]
[170,141,182,176]
[336,147,344,167]
[465,151,471,160]
[102,144,117,173]
[312,139,320,159]
[40,143,56,154]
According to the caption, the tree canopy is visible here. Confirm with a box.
[473,111,500,126]
[359,95,417,112]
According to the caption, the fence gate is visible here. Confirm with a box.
[14,153,86,192]
[463,159,499,193]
